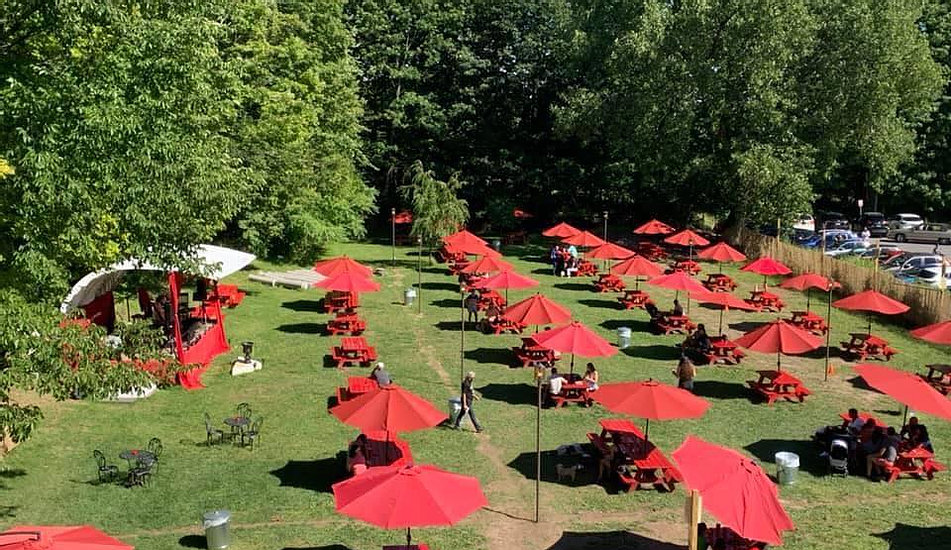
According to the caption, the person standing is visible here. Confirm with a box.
[454,371,483,433]
[465,290,480,324]
[674,355,696,391]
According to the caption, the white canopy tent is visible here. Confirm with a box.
[60,244,255,313]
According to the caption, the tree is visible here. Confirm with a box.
[400,161,469,247]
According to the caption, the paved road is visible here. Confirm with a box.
[879,238,950,256]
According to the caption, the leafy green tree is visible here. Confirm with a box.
[401,161,469,247]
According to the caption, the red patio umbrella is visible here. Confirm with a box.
[833,290,909,335]
[330,384,448,434]
[741,256,792,287]
[697,242,746,273]
[502,293,572,329]
[780,273,832,310]
[854,363,951,422]
[332,463,487,547]
[314,255,374,278]
[443,229,487,248]
[672,436,795,546]
[473,269,539,301]
[690,291,759,335]
[542,222,581,239]
[532,320,617,374]
[586,242,636,260]
[646,270,709,312]
[633,219,675,235]
[315,270,381,293]
[0,526,133,550]
[611,255,664,290]
[733,319,822,371]
[593,380,710,439]
[664,229,711,248]
[910,320,951,345]
[444,240,498,257]
[513,207,534,219]
[392,210,413,224]
[459,255,513,274]
[561,230,606,248]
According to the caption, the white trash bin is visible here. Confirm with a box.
[404,288,417,306]
[617,327,632,349]
[448,397,462,424]
[775,452,800,485]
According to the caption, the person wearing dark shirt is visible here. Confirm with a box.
[901,416,933,451]
[465,291,480,323]
[672,299,684,317]
[453,371,483,433]
[694,324,712,353]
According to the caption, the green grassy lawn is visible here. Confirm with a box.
[2,241,950,549]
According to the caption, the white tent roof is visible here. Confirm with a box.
[60,244,256,313]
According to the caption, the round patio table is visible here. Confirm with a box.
[224,416,250,441]
[119,449,156,465]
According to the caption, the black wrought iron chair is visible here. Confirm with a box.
[204,412,224,446]
[242,417,263,450]
[147,437,163,472]
[93,450,118,483]
[127,458,155,488]
[236,402,252,420]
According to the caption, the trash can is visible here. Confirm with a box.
[492,239,501,251]
[775,452,799,485]
[202,510,231,549]
[404,288,417,306]
[617,327,632,349]
[448,397,462,424]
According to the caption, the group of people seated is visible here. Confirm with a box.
[697,523,767,550]
[682,324,713,358]
[550,244,580,277]
[543,363,600,406]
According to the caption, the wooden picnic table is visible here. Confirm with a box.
[919,364,951,395]
[745,289,783,312]
[654,314,696,335]
[706,336,745,365]
[668,260,701,275]
[361,430,413,469]
[335,376,378,404]
[576,259,598,277]
[478,289,506,311]
[588,419,681,492]
[625,443,683,492]
[331,336,378,368]
[618,289,652,310]
[594,273,626,293]
[327,313,367,336]
[841,333,897,362]
[511,337,558,368]
[747,369,811,405]
[324,291,358,314]
[789,310,828,335]
[882,445,946,483]
[636,242,667,261]
[702,273,737,292]
[486,317,525,335]
[549,380,590,408]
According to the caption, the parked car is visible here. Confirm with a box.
[803,229,856,249]
[889,222,951,245]
[793,214,815,232]
[855,212,889,238]
[824,240,870,257]
[884,254,943,275]
[913,267,951,288]
[857,246,902,263]
[887,213,925,230]
[820,211,850,230]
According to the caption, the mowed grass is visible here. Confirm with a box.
[2,241,950,550]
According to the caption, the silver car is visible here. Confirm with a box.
[885,255,944,274]
[889,222,951,244]
[887,213,925,230]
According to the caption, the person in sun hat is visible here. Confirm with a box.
[454,371,483,433]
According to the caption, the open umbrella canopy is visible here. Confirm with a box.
[473,270,539,291]
[502,293,571,326]
[741,257,792,276]
[332,463,487,529]
[542,222,581,239]
[854,364,951,421]
[734,319,823,356]
[663,229,710,247]
[673,436,794,546]
[697,242,746,263]
[0,526,133,550]
[594,380,709,420]
[562,230,606,248]
[444,240,498,257]
[331,385,448,434]
[633,219,675,235]
[611,256,664,279]
[392,210,413,224]
[833,290,910,316]
[313,255,374,278]
[460,256,513,274]
[646,271,709,294]
[443,229,487,248]
[315,271,381,293]
[587,242,636,260]
[780,273,832,292]
[532,321,617,358]
[910,320,951,345]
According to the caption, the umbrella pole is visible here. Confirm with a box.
[570,354,575,376]
[535,376,541,523]
[718,308,725,336]
[902,405,909,426]
[777,350,782,372]
[806,289,811,311]
[391,213,396,267]
[417,237,423,314]
[867,314,872,337]
[460,290,466,383]
[824,283,833,381]
[644,418,650,442]
[407,527,412,547]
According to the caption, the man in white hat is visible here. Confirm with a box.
[453,371,483,433]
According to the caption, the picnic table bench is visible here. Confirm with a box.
[882,446,946,483]
[589,419,680,492]
[335,375,378,405]
[324,291,358,314]
[790,310,828,335]
[362,430,413,469]
[486,317,525,335]
[327,313,367,336]
[841,333,897,362]
[636,242,667,261]
[383,545,429,550]
[211,283,246,308]
[745,289,783,312]
[702,336,745,365]
[653,314,696,335]
[576,259,598,277]
[919,364,951,395]
[703,273,737,292]
[478,289,506,311]
[667,260,701,276]
[618,289,653,310]
[594,273,626,293]
[511,337,558,368]
[549,380,590,408]
[331,336,378,368]
[620,444,683,492]
[747,370,811,405]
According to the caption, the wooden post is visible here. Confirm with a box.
[460,290,466,383]
[391,207,397,267]
[687,489,702,550]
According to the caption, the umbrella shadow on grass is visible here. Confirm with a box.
[477,383,537,405]
[277,323,324,335]
[846,375,878,393]
[465,347,514,366]
[728,321,766,333]
[554,282,593,292]
[431,298,463,309]
[270,455,345,493]
[178,536,206,549]
[282,299,324,312]
[691,380,750,401]
[600,319,651,333]
[508,450,606,490]
[546,530,683,550]
[421,281,461,291]
[434,320,467,331]
[281,547,355,550]
[744,439,827,477]
[623,344,682,361]
[578,299,622,310]
[873,523,951,550]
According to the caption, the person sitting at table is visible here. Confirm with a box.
[842,408,866,433]
[672,299,684,317]
[568,244,579,259]
[480,302,502,332]
[583,363,600,392]
[347,434,368,476]
[369,362,392,387]
[867,427,900,480]
[693,324,712,352]
[152,293,169,329]
[565,255,578,277]
[900,416,933,451]
[673,355,696,391]
[465,290,480,324]
[645,301,661,322]
[547,368,565,404]
[857,417,878,444]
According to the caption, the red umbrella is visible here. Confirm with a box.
[542,222,581,239]
[444,240,498,257]
[0,526,132,550]
[561,230,606,248]
[690,291,759,335]
[593,380,710,439]
[502,293,572,328]
[315,271,381,293]
[633,219,675,235]
[611,255,664,290]
[741,256,792,287]
[443,229,487,248]
[586,242,635,260]
[664,229,711,248]
[532,320,617,374]
[734,319,822,371]
[672,436,795,546]
[833,290,909,335]
[647,271,709,312]
[854,364,951,422]
[330,385,448,434]
[314,255,374,278]
[910,320,951,345]
[460,255,513,274]
[698,242,746,263]
[513,207,534,219]
[780,273,833,310]
[332,463,487,547]
[473,269,539,301]
[392,210,413,224]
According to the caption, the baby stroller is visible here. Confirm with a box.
[828,438,849,476]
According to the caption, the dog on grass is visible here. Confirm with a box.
[555,463,583,482]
